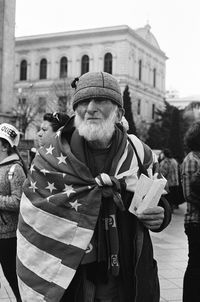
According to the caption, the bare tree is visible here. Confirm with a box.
[51,76,73,116]
[13,87,42,138]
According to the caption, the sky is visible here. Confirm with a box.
[15,0,200,98]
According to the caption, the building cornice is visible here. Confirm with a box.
[15,25,167,59]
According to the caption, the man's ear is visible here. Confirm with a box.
[116,108,125,122]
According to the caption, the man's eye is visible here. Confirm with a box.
[79,101,89,107]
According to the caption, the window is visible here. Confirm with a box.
[137,99,141,115]
[153,68,156,88]
[152,104,155,119]
[81,55,89,75]
[60,57,68,78]
[104,53,112,74]
[138,59,142,81]
[20,60,27,81]
[39,59,47,80]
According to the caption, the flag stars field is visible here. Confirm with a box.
[63,184,76,197]
[45,182,57,193]
[69,200,82,211]
[30,164,35,174]
[29,181,38,192]
[56,153,67,164]
[46,145,55,155]
[41,168,50,175]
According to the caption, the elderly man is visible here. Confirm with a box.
[17,72,171,302]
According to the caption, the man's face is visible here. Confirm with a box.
[74,98,122,143]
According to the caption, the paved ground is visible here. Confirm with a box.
[152,202,187,302]
[0,203,187,301]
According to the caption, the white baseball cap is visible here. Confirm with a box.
[0,123,20,147]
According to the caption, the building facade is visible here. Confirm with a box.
[14,24,167,138]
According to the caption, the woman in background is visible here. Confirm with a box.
[37,112,70,147]
[0,123,27,302]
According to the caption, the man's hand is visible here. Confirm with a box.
[136,206,164,230]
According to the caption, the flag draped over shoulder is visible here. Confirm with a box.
[17,128,155,302]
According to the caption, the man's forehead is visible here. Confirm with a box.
[78,98,116,105]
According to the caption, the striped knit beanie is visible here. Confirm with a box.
[71,71,123,110]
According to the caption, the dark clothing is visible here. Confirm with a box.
[60,124,171,302]
[0,237,21,300]
[182,151,200,301]
[183,224,200,302]
[0,154,26,301]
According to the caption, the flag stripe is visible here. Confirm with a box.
[20,193,93,250]
[18,214,85,269]
[116,141,134,175]
[17,260,65,302]
[128,134,145,162]
[18,278,45,302]
[17,231,76,289]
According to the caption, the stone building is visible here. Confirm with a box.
[14,24,167,138]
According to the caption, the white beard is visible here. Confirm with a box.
[75,109,118,144]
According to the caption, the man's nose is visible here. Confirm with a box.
[86,99,97,112]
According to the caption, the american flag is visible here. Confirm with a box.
[17,129,155,301]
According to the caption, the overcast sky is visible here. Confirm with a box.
[15,0,200,97]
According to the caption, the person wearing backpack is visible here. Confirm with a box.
[0,123,27,302]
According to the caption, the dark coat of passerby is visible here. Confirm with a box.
[181,121,200,302]
[17,72,171,302]
[0,123,27,302]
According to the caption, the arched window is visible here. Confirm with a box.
[138,59,142,81]
[20,60,27,81]
[60,57,68,78]
[81,55,89,75]
[153,68,156,88]
[104,53,112,74]
[39,58,47,80]
[137,99,141,115]
[152,103,155,119]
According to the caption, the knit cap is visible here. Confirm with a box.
[72,72,123,110]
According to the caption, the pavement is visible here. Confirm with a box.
[0,203,187,301]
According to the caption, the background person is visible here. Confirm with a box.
[181,121,200,302]
[37,112,70,147]
[0,123,27,302]
[28,112,70,166]
[159,148,180,210]
[17,72,171,302]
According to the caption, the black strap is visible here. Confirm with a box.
[127,136,148,177]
